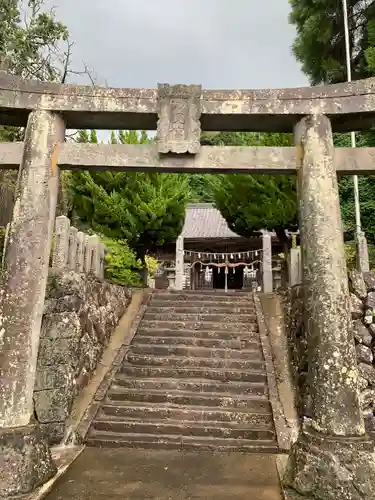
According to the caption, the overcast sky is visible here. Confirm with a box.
[47,0,308,90]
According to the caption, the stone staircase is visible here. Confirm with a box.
[87,291,278,452]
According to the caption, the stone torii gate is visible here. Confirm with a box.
[1,73,375,499]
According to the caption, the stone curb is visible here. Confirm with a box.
[254,292,291,452]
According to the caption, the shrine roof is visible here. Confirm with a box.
[181,204,241,239]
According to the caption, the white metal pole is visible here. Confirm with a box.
[342,0,362,238]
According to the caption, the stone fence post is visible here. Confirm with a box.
[262,231,273,293]
[51,215,70,269]
[175,234,184,290]
[76,231,84,272]
[289,247,302,286]
[357,230,370,272]
[99,242,106,279]
[50,217,103,278]
[0,110,64,495]
[68,226,78,270]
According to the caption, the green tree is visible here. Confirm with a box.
[69,130,189,281]
[289,0,375,261]
[289,0,375,85]
[204,132,297,243]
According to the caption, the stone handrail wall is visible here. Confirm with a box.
[34,270,131,445]
[52,215,106,278]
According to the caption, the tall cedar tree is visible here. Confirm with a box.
[69,130,190,280]
[289,2,375,244]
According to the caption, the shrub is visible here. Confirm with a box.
[103,238,142,287]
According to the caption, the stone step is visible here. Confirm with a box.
[99,403,273,424]
[143,312,257,323]
[125,352,264,370]
[119,364,267,383]
[134,323,260,342]
[86,431,278,452]
[147,304,256,314]
[113,374,268,396]
[91,419,275,441]
[129,344,263,360]
[153,291,254,301]
[138,321,257,334]
[133,335,261,350]
[107,387,271,410]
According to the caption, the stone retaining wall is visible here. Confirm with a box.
[284,270,375,432]
[33,269,131,444]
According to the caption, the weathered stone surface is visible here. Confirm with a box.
[365,414,375,432]
[7,141,375,175]
[357,231,370,273]
[35,364,75,391]
[364,310,373,325]
[295,114,364,437]
[349,271,367,300]
[2,71,375,132]
[39,422,66,445]
[52,215,70,269]
[34,388,74,423]
[156,84,202,154]
[88,234,101,276]
[358,363,375,387]
[262,231,273,294]
[284,428,375,500]
[0,109,64,430]
[360,389,375,410]
[351,293,364,319]
[363,271,375,292]
[369,323,375,338]
[76,231,84,272]
[41,311,81,340]
[38,337,80,367]
[356,344,373,365]
[365,292,375,309]
[353,320,372,346]
[0,424,56,497]
[67,226,78,270]
[359,376,369,390]
[34,269,131,444]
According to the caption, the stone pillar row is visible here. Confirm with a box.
[52,215,106,278]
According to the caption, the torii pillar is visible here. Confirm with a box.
[283,114,375,500]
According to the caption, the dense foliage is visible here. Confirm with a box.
[68,130,189,280]
[289,0,375,267]
[0,0,91,225]
[199,132,297,239]
[289,0,375,85]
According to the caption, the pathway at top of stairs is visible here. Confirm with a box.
[86,290,278,452]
